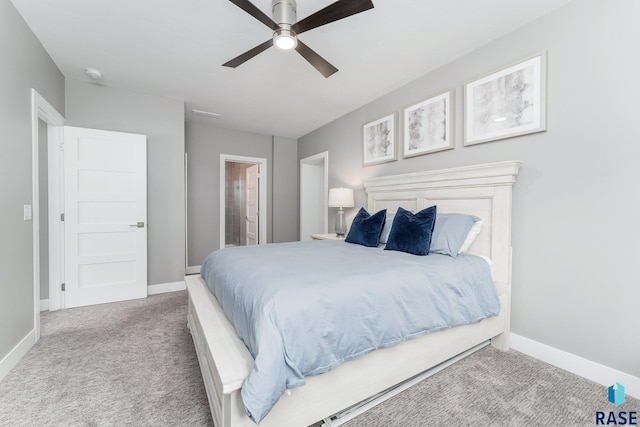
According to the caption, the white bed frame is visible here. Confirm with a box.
[185,160,522,427]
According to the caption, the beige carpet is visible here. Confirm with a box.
[0,291,636,426]
[339,346,639,427]
[0,291,212,426]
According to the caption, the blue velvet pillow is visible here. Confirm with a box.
[384,206,437,255]
[345,208,387,247]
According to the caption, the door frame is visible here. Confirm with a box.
[30,89,65,339]
[244,164,259,246]
[300,151,329,241]
[219,154,268,249]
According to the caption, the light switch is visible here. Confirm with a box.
[24,204,32,221]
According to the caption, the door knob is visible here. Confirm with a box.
[129,222,145,228]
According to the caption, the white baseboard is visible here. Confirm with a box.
[511,333,640,399]
[147,281,186,296]
[0,329,36,383]
[185,265,201,275]
[40,299,49,312]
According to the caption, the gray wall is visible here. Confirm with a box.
[299,0,640,377]
[65,79,186,286]
[0,0,64,360]
[273,136,299,243]
[186,122,298,266]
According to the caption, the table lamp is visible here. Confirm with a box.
[328,187,355,237]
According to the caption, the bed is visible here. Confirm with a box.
[185,160,522,427]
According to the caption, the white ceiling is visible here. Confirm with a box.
[11,0,571,138]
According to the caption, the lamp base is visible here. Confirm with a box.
[335,208,347,237]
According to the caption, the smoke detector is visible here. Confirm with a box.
[85,68,103,80]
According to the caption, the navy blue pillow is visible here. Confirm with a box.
[345,208,387,247]
[384,206,437,255]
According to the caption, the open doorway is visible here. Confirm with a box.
[219,155,267,249]
[224,162,253,247]
[300,151,328,241]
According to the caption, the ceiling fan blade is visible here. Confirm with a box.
[229,0,279,31]
[295,40,338,78]
[222,39,274,68]
[291,0,374,35]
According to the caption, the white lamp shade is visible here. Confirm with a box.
[328,187,354,208]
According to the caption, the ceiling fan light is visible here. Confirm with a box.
[273,29,297,50]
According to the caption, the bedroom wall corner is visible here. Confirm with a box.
[64,79,186,287]
[0,0,65,365]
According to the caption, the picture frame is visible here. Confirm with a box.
[363,113,396,166]
[402,89,454,158]
[464,51,547,146]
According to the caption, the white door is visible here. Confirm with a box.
[63,126,147,308]
[245,164,259,245]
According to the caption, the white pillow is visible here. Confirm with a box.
[459,219,483,253]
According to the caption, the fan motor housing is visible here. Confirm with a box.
[272,0,296,27]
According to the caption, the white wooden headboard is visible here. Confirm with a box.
[364,161,522,288]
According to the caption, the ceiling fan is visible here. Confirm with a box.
[223,0,375,78]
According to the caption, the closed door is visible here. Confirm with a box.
[245,164,259,245]
[64,126,147,308]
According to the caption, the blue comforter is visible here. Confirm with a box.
[200,240,500,423]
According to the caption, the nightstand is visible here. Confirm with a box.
[310,233,345,241]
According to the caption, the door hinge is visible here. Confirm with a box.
[60,213,65,222]
[61,283,65,291]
